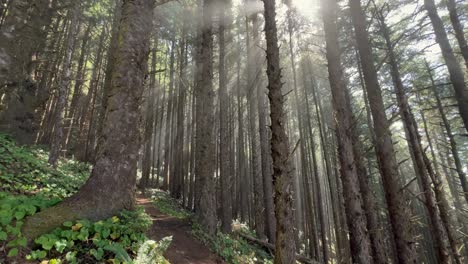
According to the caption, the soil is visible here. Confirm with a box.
[136,194,225,264]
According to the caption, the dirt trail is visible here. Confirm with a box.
[136,194,225,264]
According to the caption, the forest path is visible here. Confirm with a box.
[136,194,225,264]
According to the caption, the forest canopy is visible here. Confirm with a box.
[0,0,467,263]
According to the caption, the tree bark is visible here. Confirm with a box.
[262,0,296,262]
[321,0,374,262]
[348,0,417,262]
[0,0,56,144]
[424,0,468,133]
[445,0,468,70]
[194,0,217,236]
[22,0,154,239]
[426,61,468,205]
[140,32,159,189]
[246,11,265,239]
[48,5,80,167]
[377,11,458,263]
[219,0,233,234]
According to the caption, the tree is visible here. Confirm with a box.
[424,0,468,133]
[22,0,155,239]
[219,0,233,233]
[320,0,374,262]
[48,3,81,166]
[194,0,217,236]
[348,0,417,262]
[0,0,57,144]
[261,0,296,262]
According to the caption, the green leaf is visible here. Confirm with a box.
[0,231,7,240]
[7,248,18,257]
[63,221,73,227]
[90,248,104,260]
[37,250,47,259]
[55,239,67,253]
[14,210,26,220]
[16,237,27,247]
[102,227,110,238]
[65,251,77,261]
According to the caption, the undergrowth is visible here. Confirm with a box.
[192,222,273,264]
[148,188,273,264]
[0,133,89,198]
[150,190,192,219]
[0,133,171,263]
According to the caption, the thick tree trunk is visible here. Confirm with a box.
[22,0,154,239]
[262,0,296,262]
[219,0,233,234]
[194,0,217,236]
[321,0,374,262]
[424,0,468,132]
[348,0,417,263]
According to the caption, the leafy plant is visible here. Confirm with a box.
[28,207,152,262]
[0,133,90,198]
[192,222,272,264]
[150,189,192,219]
[0,134,170,263]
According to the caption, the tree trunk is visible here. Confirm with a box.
[424,0,468,132]
[258,81,276,243]
[219,0,233,233]
[22,0,154,239]
[48,5,80,166]
[0,0,56,144]
[64,21,94,152]
[348,0,417,262]
[194,0,217,236]
[262,0,296,262]
[445,0,468,70]
[162,40,176,191]
[140,32,159,189]
[426,61,468,205]
[321,0,374,262]
[377,12,457,263]
[173,18,187,198]
[246,11,265,239]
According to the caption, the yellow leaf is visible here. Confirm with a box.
[111,216,119,223]
[110,233,120,240]
[72,223,83,231]
[40,261,49,264]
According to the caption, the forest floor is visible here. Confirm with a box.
[136,193,225,264]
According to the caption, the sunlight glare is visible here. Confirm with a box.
[292,0,318,20]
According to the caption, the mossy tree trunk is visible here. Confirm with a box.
[22,0,154,239]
